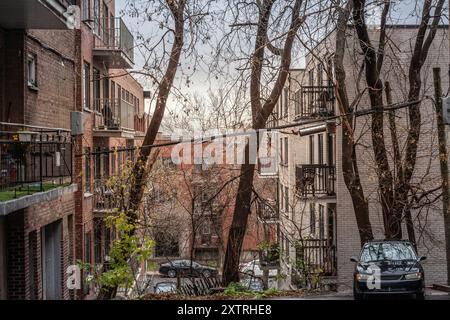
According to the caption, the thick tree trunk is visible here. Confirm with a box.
[353,0,398,238]
[222,162,256,284]
[222,0,304,286]
[334,0,373,246]
[97,0,186,300]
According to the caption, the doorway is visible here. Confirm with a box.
[41,220,62,300]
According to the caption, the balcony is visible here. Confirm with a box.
[0,0,76,29]
[295,86,335,119]
[93,179,119,214]
[93,17,134,69]
[0,123,75,214]
[257,199,278,222]
[295,164,335,197]
[93,98,135,138]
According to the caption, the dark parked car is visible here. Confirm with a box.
[351,240,426,300]
[158,260,218,278]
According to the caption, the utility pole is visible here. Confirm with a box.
[433,67,450,285]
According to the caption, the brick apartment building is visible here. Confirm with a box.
[275,24,449,290]
[146,133,278,269]
[0,0,147,299]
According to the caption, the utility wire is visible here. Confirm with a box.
[75,99,423,157]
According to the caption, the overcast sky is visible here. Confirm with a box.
[114,0,449,116]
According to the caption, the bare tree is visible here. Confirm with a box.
[219,0,306,285]
[97,0,215,299]
[351,0,446,240]
[334,0,373,245]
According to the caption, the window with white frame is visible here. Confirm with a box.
[27,54,37,87]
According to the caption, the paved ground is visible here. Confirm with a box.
[141,272,450,300]
[268,288,450,300]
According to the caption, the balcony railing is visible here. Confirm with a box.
[0,124,72,200]
[257,200,278,221]
[296,86,335,118]
[295,239,337,276]
[94,98,135,131]
[295,164,335,196]
[93,17,134,68]
[93,179,119,212]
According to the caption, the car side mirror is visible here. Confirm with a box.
[350,256,359,263]
[418,256,427,262]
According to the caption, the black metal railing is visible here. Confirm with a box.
[296,86,335,118]
[295,239,337,276]
[295,164,335,196]
[0,125,72,197]
[93,17,134,64]
[93,179,119,211]
[257,199,278,221]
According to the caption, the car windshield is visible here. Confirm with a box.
[360,242,417,262]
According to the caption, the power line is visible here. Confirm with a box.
[75,99,423,157]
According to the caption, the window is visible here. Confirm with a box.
[82,0,90,22]
[103,148,110,177]
[84,231,92,265]
[294,89,301,116]
[285,235,290,259]
[94,219,102,264]
[279,137,283,165]
[102,2,109,43]
[279,184,284,211]
[93,68,100,111]
[308,69,314,86]
[309,203,316,235]
[117,148,122,174]
[94,147,101,179]
[83,62,90,109]
[284,87,288,117]
[84,148,91,192]
[327,207,335,244]
[318,134,324,165]
[27,54,37,87]
[327,133,334,165]
[309,135,315,164]
[94,0,100,35]
[284,137,288,166]
[111,148,116,175]
[318,63,323,87]
[319,204,325,239]
[284,185,289,213]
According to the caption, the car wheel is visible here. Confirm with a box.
[167,269,177,278]
[203,270,212,278]
[416,292,425,300]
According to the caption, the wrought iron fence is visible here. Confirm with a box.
[295,164,336,196]
[295,239,337,276]
[0,124,72,195]
[296,86,335,118]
